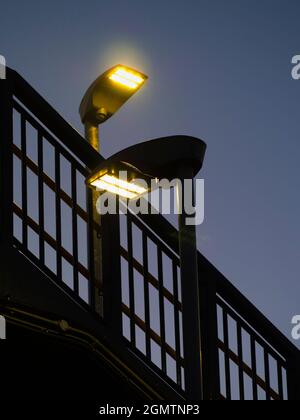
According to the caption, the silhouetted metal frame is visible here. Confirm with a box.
[5,69,101,317]
[12,111,92,301]
[1,68,300,400]
[120,207,184,393]
[120,208,300,400]
[0,70,184,401]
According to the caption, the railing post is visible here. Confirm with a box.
[287,354,300,400]
[101,197,123,337]
[178,167,203,400]
[0,77,14,254]
[198,261,220,400]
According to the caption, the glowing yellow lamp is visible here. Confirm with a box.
[86,161,150,199]
[90,174,147,199]
[109,66,146,90]
[79,65,148,130]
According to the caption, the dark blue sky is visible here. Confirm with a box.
[1,0,300,341]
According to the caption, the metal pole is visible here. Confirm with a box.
[84,121,99,152]
[177,165,203,400]
[84,121,103,316]
[287,355,300,400]
[0,78,14,273]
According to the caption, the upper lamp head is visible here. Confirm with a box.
[79,65,148,125]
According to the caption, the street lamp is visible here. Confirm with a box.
[86,135,206,192]
[86,161,150,199]
[81,63,206,399]
[86,135,206,401]
[79,64,148,316]
[79,64,148,152]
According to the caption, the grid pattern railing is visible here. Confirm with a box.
[12,98,97,310]
[116,210,300,400]
[119,210,184,390]
[217,296,288,400]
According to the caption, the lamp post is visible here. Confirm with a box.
[79,64,148,315]
[86,135,206,400]
[177,164,203,401]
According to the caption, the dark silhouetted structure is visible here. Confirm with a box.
[0,69,299,400]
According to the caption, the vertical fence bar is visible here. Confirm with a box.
[92,189,102,315]
[250,337,258,400]
[277,362,284,400]
[142,230,151,359]
[173,259,182,388]
[87,187,96,311]
[126,215,136,346]
[264,350,271,400]
[55,149,62,280]
[71,164,79,295]
[287,355,300,400]
[198,271,220,400]
[21,115,28,250]
[222,310,231,400]
[178,168,203,401]
[37,132,45,265]
[102,197,122,336]
[0,79,14,254]
[157,248,167,374]
[237,324,245,400]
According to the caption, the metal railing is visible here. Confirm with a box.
[1,69,300,400]
[116,208,300,400]
[119,210,184,390]
[217,296,287,400]
[12,99,95,306]
[1,69,104,313]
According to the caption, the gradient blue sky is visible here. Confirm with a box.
[1,0,300,341]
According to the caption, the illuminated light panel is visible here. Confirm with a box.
[109,74,138,89]
[91,179,136,199]
[115,68,144,84]
[101,174,147,194]
[91,174,147,199]
[109,67,145,89]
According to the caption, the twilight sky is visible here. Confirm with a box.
[1,0,300,342]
